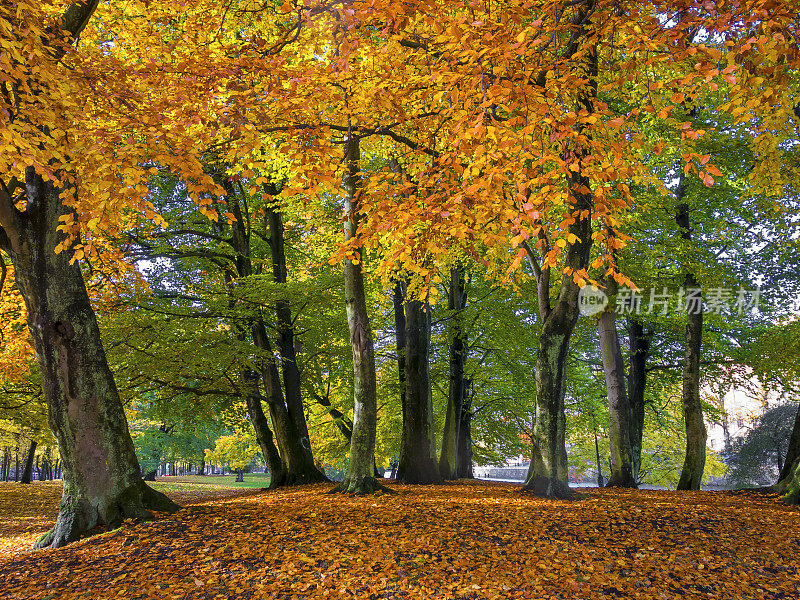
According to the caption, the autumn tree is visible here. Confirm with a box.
[0,0,180,548]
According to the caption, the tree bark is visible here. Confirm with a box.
[627,318,650,482]
[520,21,597,500]
[393,279,408,476]
[331,136,386,495]
[675,195,707,491]
[251,321,327,484]
[20,440,37,484]
[14,435,20,482]
[598,298,637,488]
[313,391,382,477]
[243,369,285,488]
[439,266,467,480]
[778,401,800,484]
[779,457,800,505]
[1,172,178,549]
[456,388,474,479]
[267,202,312,451]
[397,295,441,484]
[221,184,325,486]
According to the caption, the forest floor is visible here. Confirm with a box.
[0,479,798,600]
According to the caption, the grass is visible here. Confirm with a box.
[152,473,272,490]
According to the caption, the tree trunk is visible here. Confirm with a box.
[20,440,38,484]
[313,392,382,476]
[222,184,325,486]
[397,295,441,484]
[778,401,800,484]
[393,278,408,477]
[1,172,178,548]
[440,267,467,480]
[594,424,604,486]
[251,321,327,484]
[675,196,707,491]
[14,436,20,482]
[520,36,596,500]
[235,469,244,483]
[243,370,286,488]
[456,389,474,479]
[779,457,800,504]
[523,324,574,498]
[627,318,650,482]
[331,136,385,495]
[142,470,157,481]
[266,200,312,450]
[598,303,637,488]
[198,457,205,476]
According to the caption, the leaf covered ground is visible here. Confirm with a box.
[1,480,798,599]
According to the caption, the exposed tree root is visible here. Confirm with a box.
[329,476,397,496]
[520,476,575,500]
[605,474,639,489]
[779,458,800,505]
[34,480,179,549]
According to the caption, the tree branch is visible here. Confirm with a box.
[59,0,100,40]
[0,181,22,252]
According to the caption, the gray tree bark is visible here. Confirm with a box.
[456,387,474,479]
[1,173,178,549]
[331,136,386,495]
[439,267,467,480]
[521,34,597,499]
[675,191,707,491]
[20,440,37,484]
[598,282,637,488]
[778,401,800,484]
[397,294,440,484]
[627,318,650,482]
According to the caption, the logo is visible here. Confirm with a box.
[578,285,609,316]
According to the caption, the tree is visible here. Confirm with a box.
[439,267,468,480]
[396,288,440,484]
[205,430,261,483]
[0,1,178,548]
[332,136,384,494]
[724,403,797,487]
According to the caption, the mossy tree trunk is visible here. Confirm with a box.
[243,369,285,487]
[439,266,467,480]
[0,172,178,549]
[456,387,474,479]
[267,202,313,451]
[598,289,637,488]
[251,321,327,484]
[221,182,326,486]
[393,279,408,477]
[332,136,386,495]
[778,401,800,485]
[521,36,596,500]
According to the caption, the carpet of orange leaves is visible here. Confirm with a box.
[1,480,798,599]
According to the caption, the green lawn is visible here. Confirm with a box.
[152,473,272,491]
